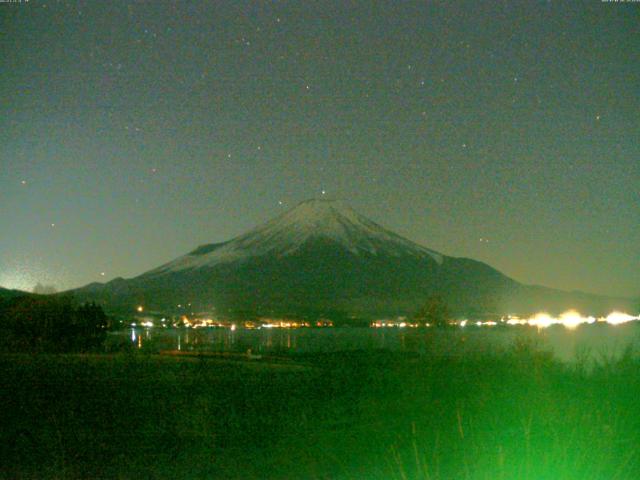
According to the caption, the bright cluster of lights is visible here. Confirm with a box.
[261,320,311,329]
[603,311,639,325]
[459,320,498,327]
[503,311,640,330]
[188,318,229,329]
[130,314,335,330]
[371,320,424,328]
[129,306,638,331]
[369,311,640,330]
[259,319,333,328]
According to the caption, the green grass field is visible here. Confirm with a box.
[2,343,639,479]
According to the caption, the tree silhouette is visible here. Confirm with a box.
[0,296,108,352]
[414,295,450,327]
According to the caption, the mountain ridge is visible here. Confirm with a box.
[68,199,634,319]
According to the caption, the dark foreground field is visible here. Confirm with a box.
[2,342,639,479]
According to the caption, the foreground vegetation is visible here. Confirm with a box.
[2,341,639,480]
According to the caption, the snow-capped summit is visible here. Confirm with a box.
[145,199,443,276]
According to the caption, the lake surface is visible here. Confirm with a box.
[108,323,640,363]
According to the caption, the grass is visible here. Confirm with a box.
[1,341,639,479]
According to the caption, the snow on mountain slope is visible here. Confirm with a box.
[144,199,443,276]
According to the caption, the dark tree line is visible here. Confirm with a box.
[0,295,109,352]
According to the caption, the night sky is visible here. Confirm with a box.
[1,1,638,298]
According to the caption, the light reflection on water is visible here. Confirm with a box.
[109,323,640,363]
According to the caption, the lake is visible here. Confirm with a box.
[108,322,640,363]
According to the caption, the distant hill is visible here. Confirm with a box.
[67,199,635,320]
[0,287,32,301]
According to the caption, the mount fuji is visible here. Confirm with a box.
[70,199,632,320]
[146,199,444,275]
